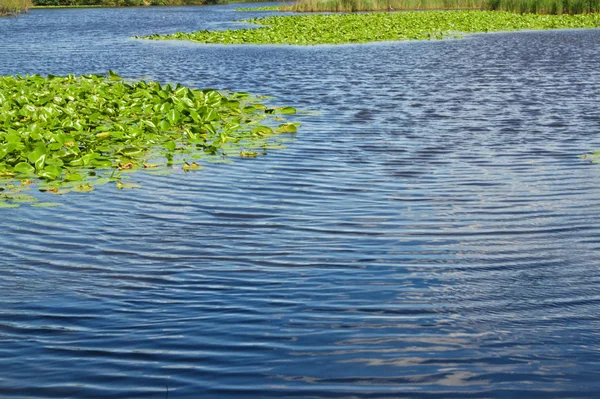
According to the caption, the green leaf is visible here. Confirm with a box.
[108,71,122,81]
[278,107,296,115]
[276,123,298,133]
[252,126,274,136]
[7,193,36,203]
[38,165,62,180]
[167,109,181,125]
[13,162,35,175]
[0,144,11,160]
[164,141,176,152]
[65,173,84,182]
[116,182,142,190]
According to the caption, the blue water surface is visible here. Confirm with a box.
[1,5,600,398]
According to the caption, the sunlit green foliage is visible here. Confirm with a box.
[292,0,481,12]
[291,0,600,13]
[0,72,298,207]
[138,10,600,45]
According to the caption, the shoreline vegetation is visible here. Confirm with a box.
[138,10,600,45]
[0,72,298,207]
[0,0,32,16]
[6,0,599,13]
[31,0,218,7]
[2,0,272,11]
[290,0,600,13]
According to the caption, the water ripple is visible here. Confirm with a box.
[1,5,600,398]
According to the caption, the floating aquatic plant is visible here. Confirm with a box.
[138,10,600,45]
[0,72,298,207]
[235,5,289,11]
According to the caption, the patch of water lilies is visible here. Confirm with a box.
[0,72,298,207]
[235,5,289,11]
[138,10,600,45]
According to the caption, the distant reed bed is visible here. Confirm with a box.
[292,0,481,12]
[290,0,600,14]
[0,0,32,15]
[488,0,600,14]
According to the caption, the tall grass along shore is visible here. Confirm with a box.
[32,0,219,7]
[30,0,269,9]
[0,0,31,15]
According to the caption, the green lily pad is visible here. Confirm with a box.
[0,72,300,205]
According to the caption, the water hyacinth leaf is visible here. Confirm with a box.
[65,173,84,182]
[108,70,122,81]
[167,109,181,126]
[120,147,145,157]
[159,120,171,131]
[252,126,274,136]
[189,110,201,123]
[91,159,113,168]
[5,133,21,145]
[0,144,11,160]
[28,145,47,165]
[35,154,47,172]
[203,109,220,122]
[164,141,177,152]
[38,165,62,180]
[80,153,101,165]
[276,123,298,133]
[278,107,297,115]
[13,162,35,175]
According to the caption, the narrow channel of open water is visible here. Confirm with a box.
[2,4,600,397]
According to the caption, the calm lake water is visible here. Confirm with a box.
[2,5,600,398]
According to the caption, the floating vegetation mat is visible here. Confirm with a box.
[235,5,289,11]
[0,72,298,207]
[138,10,600,45]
